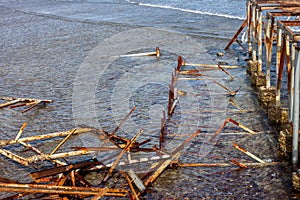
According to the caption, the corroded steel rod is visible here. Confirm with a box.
[50,129,77,155]
[27,149,95,164]
[0,148,28,166]
[0,183,128,197]
[103,129,144,182]
[119,47,160,58]
[225,18,248,50]
[0,128,91,147]
[15,122,27,141]
[233,143,265,163]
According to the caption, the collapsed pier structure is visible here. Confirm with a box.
[226,0,300,190]
[1,0,300,199]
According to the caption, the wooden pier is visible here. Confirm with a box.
[227,0,300,189]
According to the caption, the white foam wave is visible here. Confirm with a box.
[126,0,245,20]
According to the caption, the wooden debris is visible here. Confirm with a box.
[122,171,140,200]
[233,143,265,163]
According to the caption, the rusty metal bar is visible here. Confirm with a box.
[0,148,28,166]
[0,128,91,147]
[230,159,247,168]
[276,35,286,106]
[22,100,41,113]
[103,129,144,182]
[27,149,95,164]
[171,161,285,167]
[225,18,248,50]
[50,129,77,155]
[257,8,263,71]
[144,152,181,187]
[292,43,300,167]
[0,183,128,197]
[30,159,99,180]
[119,47,160,58]
[247,0,253,59]
[233,143,265,163]
[15,122,27,141]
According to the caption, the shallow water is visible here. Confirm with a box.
[0,0,295,199]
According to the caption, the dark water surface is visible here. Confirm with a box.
[0,0,295,199]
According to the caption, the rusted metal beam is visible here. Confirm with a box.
[143,151,181,187]
[119,47,160,58]
[0,128,91,147]
[225,19,248,50]
[50,129,77,155]
[0,183,128,197]
[15,122,27,141]
[103,129,144,182]
[30,159,99,180]
[0,148,29,166]
[233,143,265,163]
[27,149,95,164]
